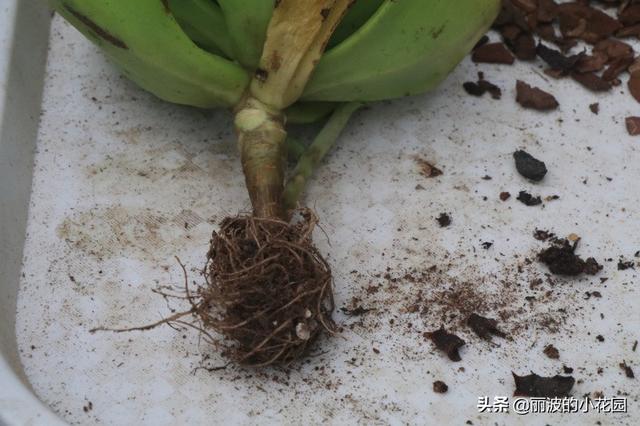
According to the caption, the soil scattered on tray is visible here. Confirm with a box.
[433,380,449,393]
[589,102,600,114]
[513,150,548,181]
[425,326,466,362]
[436,213,452,228]
[517,191,542,206]
[538,239,602,276]
[515,80,559,111]
[499,191,511,201]
[512,372,575,398]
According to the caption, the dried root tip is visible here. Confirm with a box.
[196,208,335,367]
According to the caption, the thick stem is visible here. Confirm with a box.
[234,96,287,218]
[283,102,362,210]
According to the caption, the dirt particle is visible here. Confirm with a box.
[618,258,635,270]
[463,73,502,99]
[517,191,542,206]
[340,306,373,316]
[436,213,451,228]
[415,157,443,178]
[513,150,548,182]
[425,326,465,362]
[543,344,560,359]
[538,239,602,276]
[620,361,635,378]
[533,229,555,241]
[467,313,506,340]
[433,380,449,393]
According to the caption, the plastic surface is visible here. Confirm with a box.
[3,6,640,426]
[0,0,65,424]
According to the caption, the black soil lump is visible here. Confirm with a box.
[467,313,507,340]
[433,380,449,393]
[463,73,502,99]
[617,258,635,270]
[437,213,452,228]
[513,150,548,181]
[538,239,602,276]
[512,372,575,397]
[517,191,542,206]
[425,326,466,362]
[620,361,635,378]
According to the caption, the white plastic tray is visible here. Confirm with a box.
[2,2,640,425]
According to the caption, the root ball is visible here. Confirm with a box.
[195,209,335,367]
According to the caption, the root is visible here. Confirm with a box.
[89,309,195,333]
[197,208,336,367]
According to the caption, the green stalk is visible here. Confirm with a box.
[286,136,306,163]
[283,102,362,210]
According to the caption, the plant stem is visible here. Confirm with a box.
[283,102,362,210]
[234,96,287,218]
[286,136,306,163]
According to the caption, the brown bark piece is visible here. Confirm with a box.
[472,42,516,64]
[516,80,559,110]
